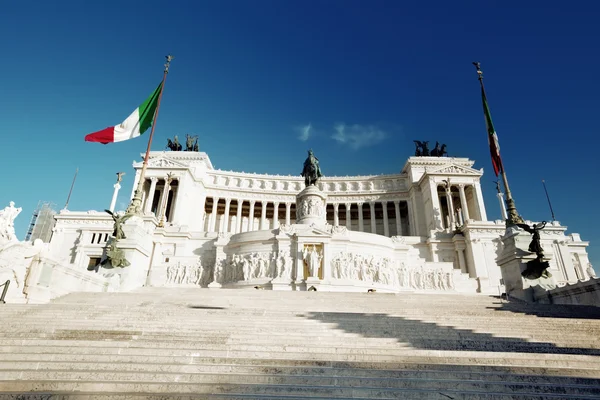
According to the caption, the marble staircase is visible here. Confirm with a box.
[0,288,599,399]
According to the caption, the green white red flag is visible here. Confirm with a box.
[85,83,163,144]
[480,85,504,176]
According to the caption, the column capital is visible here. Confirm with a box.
[150,176,158,183]
[380,200,388,205]
[393,199,400,205]
[273,201,280,206]
[113,183,121,189]
[458,183,466,189]
[249,199,256,205]
[224,198,232,204]
[356,201,364,206]
[333,203,339,209]
[285,201,292,207]
[345,203,352,208]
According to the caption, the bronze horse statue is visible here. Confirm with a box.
[166,136,182,151]
[430,141,448,157]
[301,149,323,187]
[414,140,430,156]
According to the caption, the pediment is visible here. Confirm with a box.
[145,157,189,169]
[427,164,482,176]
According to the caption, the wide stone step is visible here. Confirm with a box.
[1,361,600,383]
[0,375,599,398]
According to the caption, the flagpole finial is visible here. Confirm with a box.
[473,61,483,79]
[164,55,174,73]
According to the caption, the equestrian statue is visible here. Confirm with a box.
[301,149,323,187]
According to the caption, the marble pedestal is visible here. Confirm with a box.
[497,227,556,302]
[113,216,154,291]
[295,185,327,226]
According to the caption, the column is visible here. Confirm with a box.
[130,170,141,200]
[260,201,268,230]
[109,183,121,213]
[458,184,470,221]
[382,201,389,237]
[445,186,455,230]
[158,175,174,227]
[144,177,158,214]
[369,202,376,234]
[196,195,206,231]
[169,188,179,223]
[333,204,339,226]
[407,199,416,236]
[394,200,402,236]
[473,182,488,221]
[209,197,219,232]
[357,202,364,231]
[345,203,352,230]
[285,202,291,225]
[429,179,443,230]
[497,192,508,221]
[235,199,243,233]
[273,202,280,228]
[222,198,231,232]
[248,200,255,232]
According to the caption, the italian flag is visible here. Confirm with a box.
[85,82,163,144]
[480,85,504,177]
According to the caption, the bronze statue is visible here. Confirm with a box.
[105,210,132,240]
[166,135,182,151]
[301,149,323,187]
[101,241,131,269]
[116,172,125,184]
[516,221,547,258]
[185,134,198,152]
[430,141,448,157]
[413,140,430,156]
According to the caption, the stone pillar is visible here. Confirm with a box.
[130,170,141,200]
[235,199,243,233]
[248,201,255,232]
[357,202,364,231]
[333,203,339,226]
[497,192,508,221]
[260,201,268,230]
[273,202,280,228]
[157,181,169,218]
[407,199,416,236]
[369,202,376,234]
[458,184,470,221]
[158,175,174,227]
[144,177,158,214]
[169,188,179,224]
[196,195,206,231]
[473,182,488,221]
[428,179,443,230]
[109,183,121,213]
[445,186,455,230]
[222,198,231,233]
[209,197,220,232]
[345,203,352,230]
[394,200,402,236]
[382,201,389,237]
[285,202,291,225]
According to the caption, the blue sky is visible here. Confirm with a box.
[2,1,599,270]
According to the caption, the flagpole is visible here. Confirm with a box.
[542,179,556,222]
[127,55,174,216]
[473,62,524,226]
[63,167,79,210]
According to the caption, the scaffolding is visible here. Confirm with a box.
[25,201,57,243]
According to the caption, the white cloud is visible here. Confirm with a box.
[295,123,312,141]
[331,123,387,149]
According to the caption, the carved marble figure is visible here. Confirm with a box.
[0,201,22,243]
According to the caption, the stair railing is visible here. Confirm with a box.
[0,280,9,304]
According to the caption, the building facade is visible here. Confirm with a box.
[31,150,589,299]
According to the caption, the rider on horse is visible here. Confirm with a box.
[301,149,323,187]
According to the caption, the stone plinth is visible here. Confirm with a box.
[295,185,327,226]
[112,216,155,291]
[497,227,556,302]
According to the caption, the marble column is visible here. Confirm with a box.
[260,201,268,230]
[235,199,243,233]
[357,202,364,232]
[222,198,231,233]
[473,182,488,221]
[273,202,280,228]
[445,186,455,230]
[333,203,339,226]
[429,179,443,230]
[369,202,377,234]
[394,200,402,236]
[197,195,206,231]
[248,200,256,232]
[382,201,389,237]
[144,177,158,214]
[158,175,174,227]
[109,183,121,213]
[345,203,352,230]
[458,184,470,221]
[130,170,141,200]
[497,192,508,220]
[285,202,291,225]
[209,197,220,232]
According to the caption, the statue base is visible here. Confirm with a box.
[271,277,293,291]
[105,216,154,291]
[295,186,328,226]
[497,227,556,302]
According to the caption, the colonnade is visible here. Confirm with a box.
[436,183,482,230]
